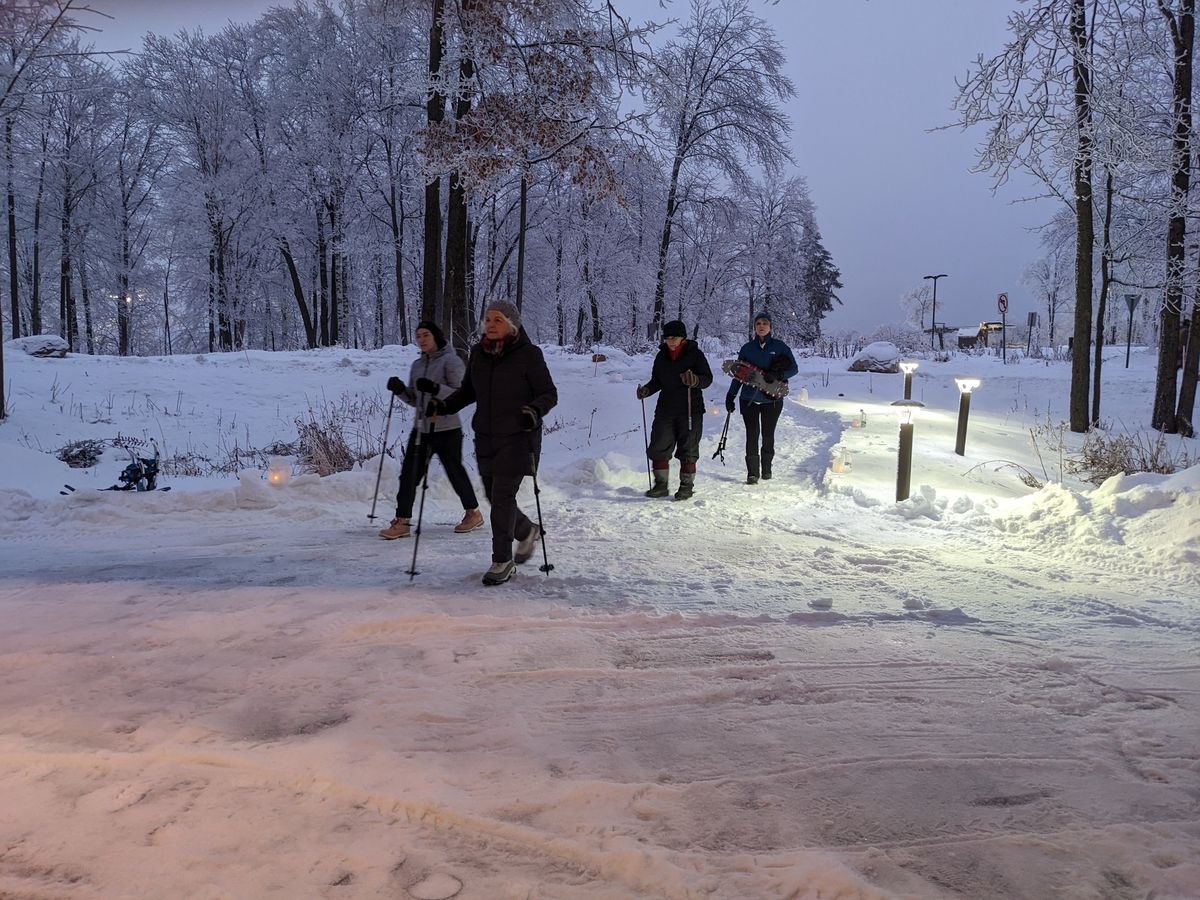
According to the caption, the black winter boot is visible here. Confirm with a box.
[746,455,760,485]
[762,455,773,480]
[674,471,695,500]
[645,469,670,498]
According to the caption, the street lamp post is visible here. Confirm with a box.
[899,360,919,400]
[924,273,947,350]
[954,378,981,456]
[891,400,925,502]
[1124,294,1141,369]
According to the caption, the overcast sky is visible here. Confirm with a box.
[85,0,1054,335]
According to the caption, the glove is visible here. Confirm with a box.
[425,398,443,418]
[415,377,438,394]
[768,356,789,373]
[386,376,406,396]
[636,384,651,400]
[762,371,776,384]
[725,395,736,413]
[680,369,699,388]
[520,405,540,431]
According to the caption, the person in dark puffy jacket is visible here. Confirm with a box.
[636,319,713,500]
[435,300,558,586]
[380,321,483,540]
[725,312,798,484]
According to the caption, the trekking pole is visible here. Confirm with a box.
[531,453,554,575]
[367,393,396,521]
[712,411,731,464]
[640,396,652,489]
[407,400,437,580]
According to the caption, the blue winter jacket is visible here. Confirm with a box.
[726,335,798,405]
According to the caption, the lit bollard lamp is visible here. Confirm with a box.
[953,377,981,456]
[890,400,924,502]
[899,360,919,400]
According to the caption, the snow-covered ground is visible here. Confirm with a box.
[1,339,1197,899]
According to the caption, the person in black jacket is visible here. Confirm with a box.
[636,319,714,500]
[435,300,558,586]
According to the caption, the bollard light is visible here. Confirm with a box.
[953,377,981,456]
[267,455,292,486]
[891,400,924,501]
[899,360,919,400]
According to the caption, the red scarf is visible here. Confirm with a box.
[668,339,687,362]
[483,333,518,356]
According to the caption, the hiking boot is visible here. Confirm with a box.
[746,474,759,485]
[454,508,484,533]
[515,525,540,564]
[379,518,411,540]
[482,559,516,586]
[645,469,670,498]
[674,472,695,501]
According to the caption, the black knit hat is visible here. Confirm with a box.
[754,311,772,325]
[416,320,447,350]
[662,319,687,338]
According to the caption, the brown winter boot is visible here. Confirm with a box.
[454,508,485,533]
[378,518,411,540]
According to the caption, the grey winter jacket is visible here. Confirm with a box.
[398,346,466,433]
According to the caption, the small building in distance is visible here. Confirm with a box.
[957,322,1005,350]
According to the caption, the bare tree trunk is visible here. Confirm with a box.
[118,209,131,355]
[5,118,18,338]
[78,243,95,355]
[1068,0,1095,434]
[280,238,317,348]
[388,176,408,345]
[555,238,564,346]
[1155,0,1194,433]
[317,207,329,346]
[163,250,173,355]
[30,132,46,335]
[421,0,445,325]
[59,181,75,351]
[328,203,340,346]
[515,173,527,311]
[444,8,474,356]
[1093,164,1115,426]
[651,152,684,334]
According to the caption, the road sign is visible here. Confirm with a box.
[997,292,1009,314]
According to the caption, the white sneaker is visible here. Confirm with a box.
[482,559,516,586]
[515,525,540,564]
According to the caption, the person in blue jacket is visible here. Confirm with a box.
[724,312,798,484]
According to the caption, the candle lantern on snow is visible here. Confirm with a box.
[267,456,292,486]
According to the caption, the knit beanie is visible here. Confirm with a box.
[662,319,687,338]
[415,320,447,350]
[485,299,521,333]
[754,312,772,326]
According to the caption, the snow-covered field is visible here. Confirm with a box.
[1,339,1197,899]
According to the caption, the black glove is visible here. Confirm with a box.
[636,384,651,399]
[768,356,789,373]
[415,377,438,394]
[725,395,736,413]
[680,369,699,388]
[762,371,776,384]
[425,398,443,418]
[386,376,406,396]
[520,405,540,431]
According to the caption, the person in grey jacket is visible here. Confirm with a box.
[434,300,558,586]
[379,321,483,539]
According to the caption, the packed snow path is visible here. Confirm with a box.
[0,345,1197,898]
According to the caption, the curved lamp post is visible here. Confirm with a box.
[891,399,925,501]
[953,377,981,456]
[899,360,919,400]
